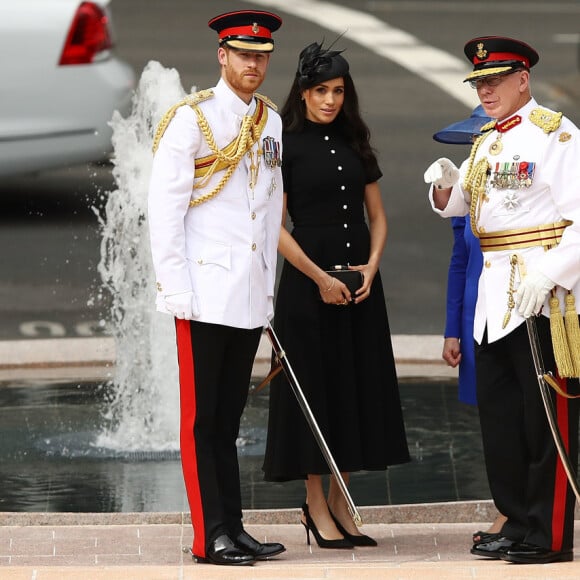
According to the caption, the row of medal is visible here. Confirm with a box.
[263,136,281,168]
[490,160,536,189]
[262,136,280,198]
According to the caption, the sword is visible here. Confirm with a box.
[263,322,363,526]
[525,315,580,504]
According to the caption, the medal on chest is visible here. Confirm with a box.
[262,136,281,169]
[501,190,520,211]
[488,115,522,156]
[489,138,503,156]
[490,158,535,190]
[248,148,260,195]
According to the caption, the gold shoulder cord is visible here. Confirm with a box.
[189,107,253,207]
[151,89,214,154]
[189,100,268,207]
[463,121,495,238]
[152,91,270,208]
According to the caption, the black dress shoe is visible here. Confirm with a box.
[329,510,378,547]
[301,503,354,549]
[472,530,501,545]
[235,529,286,559]
[193,534,255,566]
[470,536,515,559]
[500,542,573,564]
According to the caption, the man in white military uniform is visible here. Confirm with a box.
[424,36,580,564]
[148,10,285,567]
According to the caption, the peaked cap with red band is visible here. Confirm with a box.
[208,10,282,53]
[463,36,539,82]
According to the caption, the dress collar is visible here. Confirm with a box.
[496,97,537,127]
[303,118,341,136]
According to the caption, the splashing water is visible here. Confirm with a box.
[95,61,193,451]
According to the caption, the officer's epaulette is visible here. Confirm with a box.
[529,108,562,134]
[255,92,278,111]
[184,88,215,107]
[152,90,215,153]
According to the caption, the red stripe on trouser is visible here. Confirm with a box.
[175,319,206,557]
[551,375,570,552]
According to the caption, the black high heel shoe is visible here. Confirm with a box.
[301,503,354,549]
[329,510,378,547]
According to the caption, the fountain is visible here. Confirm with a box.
[95,61,192,452]
[0,62,491,514]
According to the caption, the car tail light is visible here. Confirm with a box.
[59,2,113,65]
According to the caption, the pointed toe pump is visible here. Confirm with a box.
[329,510,377,547]
[301,503,354,549]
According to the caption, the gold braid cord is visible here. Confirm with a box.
[467,157,491,238]
[189,99,268,207]
[151,90,271,208]
[463,126,494,238]
[151,89,215,154]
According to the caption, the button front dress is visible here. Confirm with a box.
[262,119,410,482]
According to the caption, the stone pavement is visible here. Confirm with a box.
[0,333,457,382]
[0,505,579,579]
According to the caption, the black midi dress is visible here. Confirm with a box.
[262,119,410,482]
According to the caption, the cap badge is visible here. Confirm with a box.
[252,22,259,33]
[476,43,488,60]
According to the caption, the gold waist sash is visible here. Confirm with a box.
[479,220,572,252]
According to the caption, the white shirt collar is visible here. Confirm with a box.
[214,78,256,116]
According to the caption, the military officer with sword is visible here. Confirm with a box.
[148,10,285,567]
[425,36,580,564]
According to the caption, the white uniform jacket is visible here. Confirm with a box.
[148,79,283,329]
[430,98,580,344]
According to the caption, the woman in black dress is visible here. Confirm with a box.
[262,42,409,548]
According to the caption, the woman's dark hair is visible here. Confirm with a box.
[280,72,378,173]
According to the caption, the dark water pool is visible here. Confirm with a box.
[0,378,491,513]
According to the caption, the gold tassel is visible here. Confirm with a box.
[550,292,575,378]
[564,291,580,377]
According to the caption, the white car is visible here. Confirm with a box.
[0,0,136,177]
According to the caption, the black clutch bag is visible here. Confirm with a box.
[325,266,363,294]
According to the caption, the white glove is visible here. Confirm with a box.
[164,290,199,319]
[515,271,555,318]
[423,157,460,189]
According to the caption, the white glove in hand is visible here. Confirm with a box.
[423,157,460,189]
[164,290,199,319]
[515,271,555,318]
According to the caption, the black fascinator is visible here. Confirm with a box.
[296,41,349,89]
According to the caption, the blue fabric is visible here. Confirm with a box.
[444,216,483,405]
[433,105,492,144]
